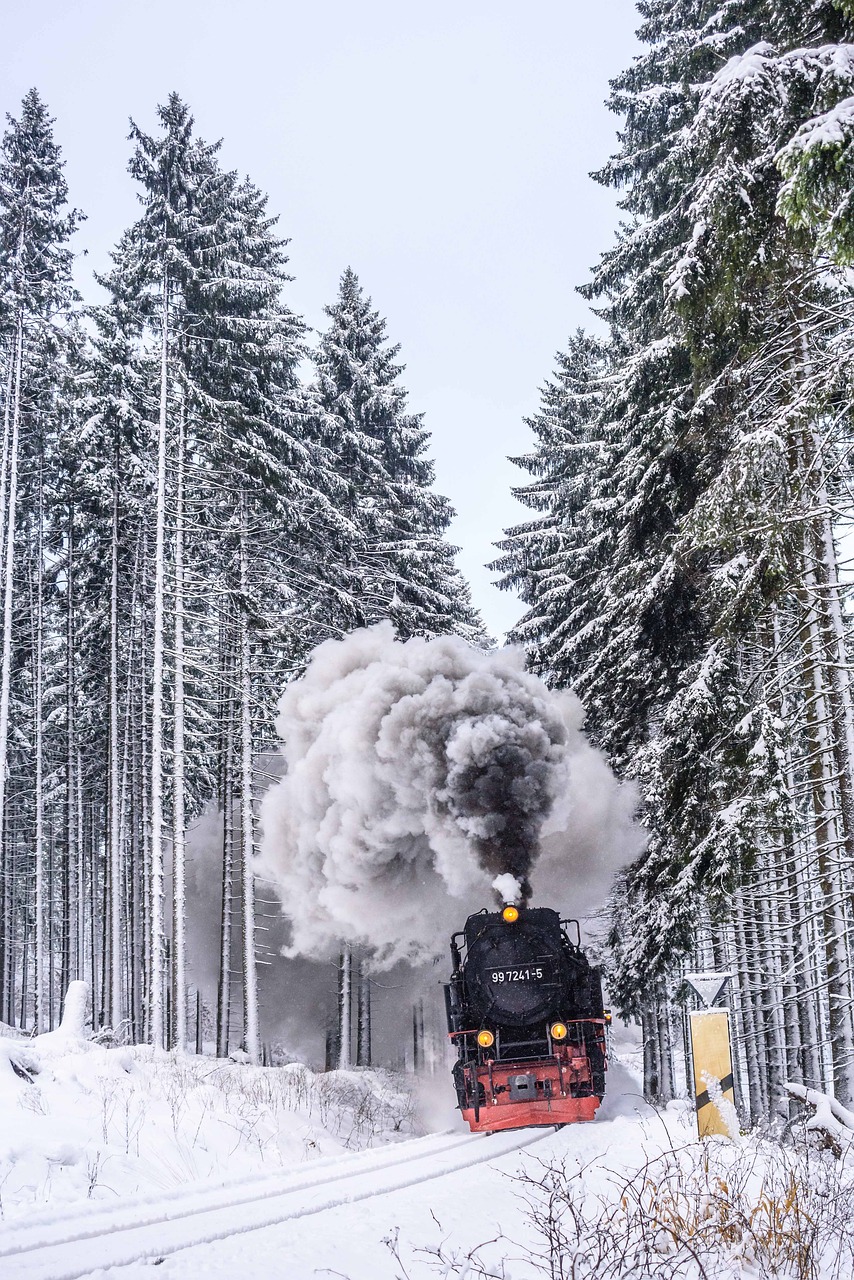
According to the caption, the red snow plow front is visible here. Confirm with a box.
[456,1043,604,1133]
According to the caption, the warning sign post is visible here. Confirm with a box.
[688,1008,737,1138]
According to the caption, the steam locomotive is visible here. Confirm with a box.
[444,905,608,1133]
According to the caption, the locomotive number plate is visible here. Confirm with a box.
[490,967,544,983]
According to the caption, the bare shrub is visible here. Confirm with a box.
[307,1069,416,1148]
[522,1139,854,1280]
[393,1138,854,1280]
[384,1223,511,1280]
[17,1085,47,1115]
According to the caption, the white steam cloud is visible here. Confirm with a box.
[259,624,643,968]
[492,873,523,905]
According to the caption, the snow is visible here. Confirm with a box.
[779,94,854,162]
[702,41,776,98]
[700,1070,740,1139]
[0,1039,659,1278]
[3,1034,854,1278]
[35,980,90,1048]
[786,1082,854,1155]
[0,1034,417,1227]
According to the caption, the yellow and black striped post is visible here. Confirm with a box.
[688,1008,736,1138]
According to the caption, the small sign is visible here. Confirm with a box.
[684,971,732,1008]
[689,1009,737,1138]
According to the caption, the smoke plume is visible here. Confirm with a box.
[259,624,642,967]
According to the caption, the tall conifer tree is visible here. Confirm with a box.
[0,90,81,1029]
[308,268,485,647]
[501,0,854,1105]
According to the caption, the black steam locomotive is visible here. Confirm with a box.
[444,905,608,1132]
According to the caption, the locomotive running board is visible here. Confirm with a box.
[461,1094,601,1134]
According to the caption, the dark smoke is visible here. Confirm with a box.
[438,720,565,904]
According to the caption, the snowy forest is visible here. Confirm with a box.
[496,0,854,1117]
[7,0,854,1134]
[0,88,484,1063]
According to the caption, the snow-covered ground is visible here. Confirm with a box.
[3,1011,854,1279]
[0,990,417,1228]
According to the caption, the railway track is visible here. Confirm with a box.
[0,1126,551,1280]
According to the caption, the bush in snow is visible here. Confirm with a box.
[0,1039,416,1223]
[396,1135,854,1280]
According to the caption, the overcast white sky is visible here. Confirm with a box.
[4,0,640,640]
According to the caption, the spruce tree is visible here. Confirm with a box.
[492,330,613,686]
[0,90,82,1029]
[308,268,485,647]
[91,95,341,1053]
[501,0,854,1105]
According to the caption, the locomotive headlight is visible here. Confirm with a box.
[502,905,519,924]
[477,1029,495,1048]
[550,1022,568,1041]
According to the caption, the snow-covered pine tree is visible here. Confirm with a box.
[0,90,82,1030]
[93,95,373,1057]
[177,171,327,1060]
[502,0,854,1108]
[307,270,486,1062]
[307,268,485,647]
[87,95,244,1047]
[492,330,612,686]
[646,5,854,1107]
[123,93,234,1049]
[77,265,152,1036]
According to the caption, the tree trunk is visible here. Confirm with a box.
[798,523,854,1101]
[356,959,371,1067]
[641,1000,660,1101]
[108,444,123,1030]
[34,459,45,1032]
[172,407,187,1050]
[0,316,22,1010]
[655,984,674,1101]
[149,272,170,1050]
[733,891,764,1120]
[239,500,260,1063]
[0,337,15,600]
[338,945,352,1070]
[76,749,85,985]
[217,634,235,1058]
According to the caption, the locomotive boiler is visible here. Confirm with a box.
[444,905,608,1133]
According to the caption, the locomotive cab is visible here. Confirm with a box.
[444,906,607,1133]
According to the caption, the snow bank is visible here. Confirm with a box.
[0,1037,416,1224]
[260,624,642,966]
[28,980,92,1057]
[786,1081,854,1157]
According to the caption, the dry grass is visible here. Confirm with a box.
[525,1138,854,1280]
[391,1135,854,1280]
